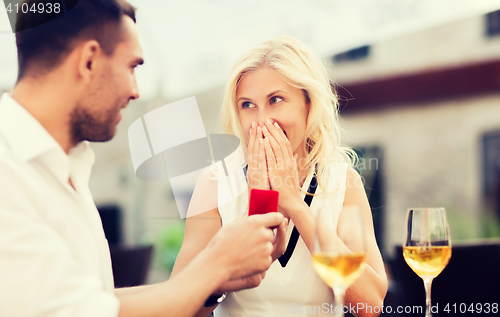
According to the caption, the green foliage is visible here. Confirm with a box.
[445,207,480,240]
[483,212,500,238]
[445,206,500,240]
[154,221,185,273]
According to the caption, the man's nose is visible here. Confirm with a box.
[130,76,140,100]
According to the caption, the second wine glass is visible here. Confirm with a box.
[403,208,452,317]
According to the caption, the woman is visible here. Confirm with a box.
[171,36,387,317]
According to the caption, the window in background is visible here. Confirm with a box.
[353,146,385,256]
[486,9,500,37]
[332,45,370,63]
[482,130,500,236]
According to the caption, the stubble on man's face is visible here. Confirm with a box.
[70,17,142,146]
[70,68,123,144]
[70,101,119,144]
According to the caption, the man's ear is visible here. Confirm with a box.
[77,40,101,83]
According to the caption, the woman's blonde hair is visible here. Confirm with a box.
[220,35,357,191]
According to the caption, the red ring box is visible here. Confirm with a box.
[249,189,279,228]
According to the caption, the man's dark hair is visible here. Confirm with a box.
[15,0,136,81]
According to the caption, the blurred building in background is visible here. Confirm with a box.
[337,10,500,256]
[77,11,500,267]
[2,4,500,283]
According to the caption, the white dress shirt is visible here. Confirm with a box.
[0,93,120,317]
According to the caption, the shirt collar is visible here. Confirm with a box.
[0,93,95,185]
[0,93,64,162]
[69,140,95,186]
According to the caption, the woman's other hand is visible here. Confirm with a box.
[212,215,288,294]
[262,119,303,214]
[271,217,288,261]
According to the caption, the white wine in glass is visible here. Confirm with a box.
[312,205,366,317]
[403,208,452,317]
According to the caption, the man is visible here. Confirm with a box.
[0,1,287,316]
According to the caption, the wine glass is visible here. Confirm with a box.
[312,205,367,317]
[403,208,452,317]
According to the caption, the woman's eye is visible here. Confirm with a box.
[242,101,255,109]
[270,96,283,104]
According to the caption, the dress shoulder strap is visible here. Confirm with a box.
[278,173,318,267]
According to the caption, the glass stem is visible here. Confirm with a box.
[423,278,433,317]
[333,287,346,317]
